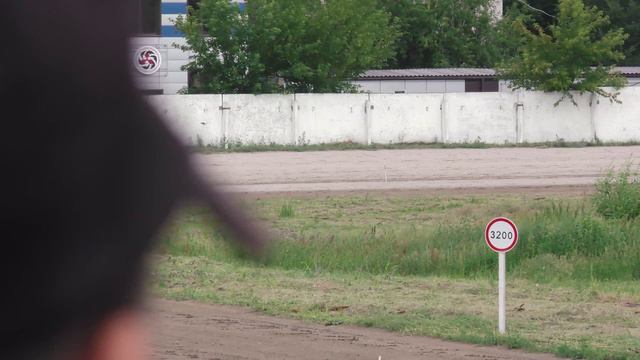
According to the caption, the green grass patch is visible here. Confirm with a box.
[159,196,640,282]
[191,140,640,154]
[279,201,295,218]
[593,165,640,220]
[151,256,640,359]
[154,181,640,358]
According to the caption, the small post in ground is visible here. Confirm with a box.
[485,217,519,335]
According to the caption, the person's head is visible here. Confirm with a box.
[1,1,264,359]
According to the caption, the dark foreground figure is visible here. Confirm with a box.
[0,2,265,359]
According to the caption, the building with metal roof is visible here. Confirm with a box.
[353,67,640,94]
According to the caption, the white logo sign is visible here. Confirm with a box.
[134,46,162,75]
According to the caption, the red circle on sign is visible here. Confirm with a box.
[485,217,518,253]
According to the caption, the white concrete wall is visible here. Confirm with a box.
[593,87,640,142]
[223,94,294,145]
[148,94,222,146]
[519,92,594,143]
[147,90,640,146]
[369,94,443,143]
[444,93,516,144]
[294,94,368,144]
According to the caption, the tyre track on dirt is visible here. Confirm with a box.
[150,299,559,360]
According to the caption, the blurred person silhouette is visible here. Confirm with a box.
[1,1,266,359]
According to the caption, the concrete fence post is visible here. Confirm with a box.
[364,98,373,145]
[440,94,447,143]
[291,95,299,145]
[515,92,524,144]
[219,94,230,148]
[589,93,598,142]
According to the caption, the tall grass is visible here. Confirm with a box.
[592,166,640,220]
[279,202,295,218]
[160,201,640,282]
[160,170,640,282]
[267,206,640,281]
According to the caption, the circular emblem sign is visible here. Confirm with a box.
[485,217,518,253]
[134,46,162,75]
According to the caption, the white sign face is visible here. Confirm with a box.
[134,46,162,75]
[485,217,518,253]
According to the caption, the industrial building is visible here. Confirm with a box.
[352,67,640,94]
[130,0,246,94]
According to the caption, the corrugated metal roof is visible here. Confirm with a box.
[357,67,640,79]
[358,68,496,79]
[613,67,640,76]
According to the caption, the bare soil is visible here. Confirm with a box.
[150,299,559,360]
[193,146,640,196]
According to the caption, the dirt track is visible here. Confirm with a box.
[150,299,558,360]
[193,146,640,196]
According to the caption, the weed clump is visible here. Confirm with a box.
[279,202,295,218]
[592,166,640,220]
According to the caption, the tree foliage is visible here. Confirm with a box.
[176,0,267,93]
[506,0,640,65]
[176,0,398,93]
[498,0,628,101]
[379,0,503,68]
[504,0,558,29]
[585,0,640,65]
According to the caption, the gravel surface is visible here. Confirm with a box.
[193,146,639,195]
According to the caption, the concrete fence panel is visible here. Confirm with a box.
[147,90,640,147]
[444,93,517,144]
[223,94,294,145]
[294,94,369,144]
[148,94,222,146]
[369,94,443,144]
[593,87,640,142]
[519,92,594,143]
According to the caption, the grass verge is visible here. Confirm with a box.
[152,256,640,360]
[154,193,640,359]
[191,140,640,154]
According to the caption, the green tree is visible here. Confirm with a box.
[380,0,503,68]
[175,0,269,93]
[176,0,398,93]
[498,0,628,102]
[504,0,558,29]
[586,0,640,65]
[505,0,640,65]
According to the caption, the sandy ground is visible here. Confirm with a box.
[150,299,558,360]
[193,146,640,196]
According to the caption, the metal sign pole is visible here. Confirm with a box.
[486,217,518,335]
[498,252,506,334]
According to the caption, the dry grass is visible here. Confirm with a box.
[151,255,640,358]
[154,192,640,358]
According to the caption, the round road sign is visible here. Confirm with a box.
[485,217,518,253]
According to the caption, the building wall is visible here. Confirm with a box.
[130,0,190,94]
[355,77,640,94]
[353,79,466,94]
[130,0,248,94]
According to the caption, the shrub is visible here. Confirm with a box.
[592,166,640,219]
